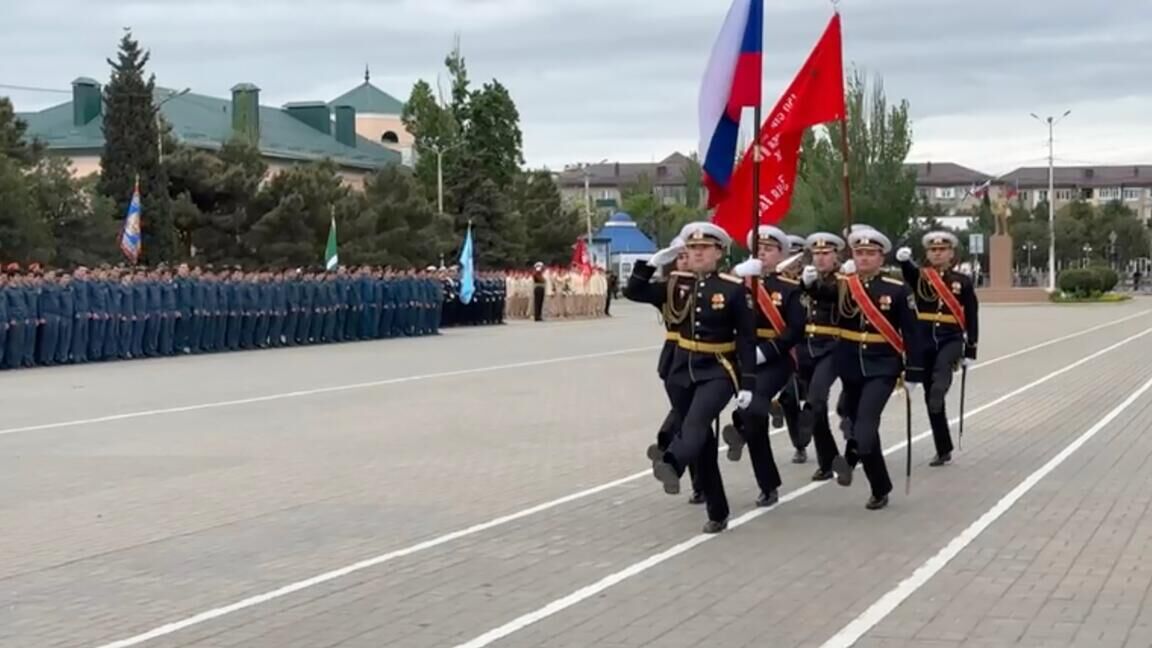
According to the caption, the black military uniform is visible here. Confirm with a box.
[830,227,925,510]
[649,222,757,534]
[797,232,848,481]
[623,248,704,505]
[897,231,979,465]
[720,226,804,507]
[776,233,812,463]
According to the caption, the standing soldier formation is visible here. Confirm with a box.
[625,223,980,527]
[0,263,506,370]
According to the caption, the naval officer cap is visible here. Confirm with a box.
[787,234,807,253]
[745,225,789,251]
[847,227,893,253]
[922,230,960,249]
[805,232,846,252]
[679,221,732,248]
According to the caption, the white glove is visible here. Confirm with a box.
[961,358,972,368]
[801,265,818,286]
[735,390,753,409]
[840,260,857,275]
[734,258,763,278]
[756,347,767,365]
[648,244,682,267]
[903,382,917,395]
[896,247,912,262]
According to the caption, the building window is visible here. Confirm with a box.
[1098,187,1121,200]
[1019,191,1030,203]
[381,131,399,144]
[1081,188,1093,200]
[1038,190,1048,202]
[1123,188,1143,201]
[934,187,955,199]
[917,188,930,201]
[1055,189,1074,201]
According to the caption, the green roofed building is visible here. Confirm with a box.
[16,72,412,187]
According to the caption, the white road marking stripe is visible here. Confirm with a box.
[448,326,1152,648]
[0,346,658,437]
[819,373,1152,647]
[87,314,1148,648]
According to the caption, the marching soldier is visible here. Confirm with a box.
[722,225,805,507]
[796,232,848,481]
[821,226,925,509]
[647,221,757,533]
[623,236,704,505]
[776,234,812,463]
[895,231,979,466]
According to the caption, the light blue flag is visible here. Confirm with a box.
[459,222,476,304]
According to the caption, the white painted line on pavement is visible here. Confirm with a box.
[449,326,1152,648]
[0,346,658,437]
[12,309,1150,440]
[819,372,1152,647]
[88,315,1147,648]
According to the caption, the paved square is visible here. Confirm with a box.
[2,300,1150,647]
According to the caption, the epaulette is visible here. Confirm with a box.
[718,273,742,284]
[776,275,800,285]
[834,273,846,280]
[881,276,904,286]
[670,271,693,278]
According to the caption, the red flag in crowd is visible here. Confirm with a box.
[712,13,846,246]
[571,237,593,276]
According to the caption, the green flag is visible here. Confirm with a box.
[324,215,339,270]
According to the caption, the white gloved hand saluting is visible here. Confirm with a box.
[961,358,973,368]
[895,246,912,262]
[801,265,819,286]
[756,347,767,365]
[648,242,683,267]
[840,260,857,275]
[734,258,763,278]
[735,390,753,409]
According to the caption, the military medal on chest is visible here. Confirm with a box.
[878,294,892,311]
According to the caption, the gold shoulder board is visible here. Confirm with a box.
[718,273,742,284]
[777,275,800,285]
[881,276,904,285]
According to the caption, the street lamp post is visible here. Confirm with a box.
[1109,230,1118,269]
[1082,243,1093,267]
[1031,110,1071,292]
[430,141,463,214]
[1022,240,1037,272]
[156,87,191,160]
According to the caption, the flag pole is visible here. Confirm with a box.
[833,3,853,232]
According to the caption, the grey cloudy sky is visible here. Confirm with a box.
[4,0,1152,176]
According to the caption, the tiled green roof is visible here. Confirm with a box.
[328,82,404,115]
[17,87,400,170]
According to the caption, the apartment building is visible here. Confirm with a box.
[555,153,700,213]
[998,165,1152,221]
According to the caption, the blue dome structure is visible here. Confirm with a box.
[592,212,657,254]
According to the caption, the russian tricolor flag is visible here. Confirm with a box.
[699,0,763,208]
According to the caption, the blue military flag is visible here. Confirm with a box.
[119,178,142,264]
[459,221,476,305]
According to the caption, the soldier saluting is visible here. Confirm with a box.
[649,221,757,534]
[623,235,704,505]
[895,231,979,466]
[820,226,925,510]
[720,225,805,507]
[796,232,848,482]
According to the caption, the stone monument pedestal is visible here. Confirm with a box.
[978,233,1049,303]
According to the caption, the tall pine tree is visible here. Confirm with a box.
[98,31,176,264]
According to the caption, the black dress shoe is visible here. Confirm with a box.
[756,489,779,507]
[866,495,889,510]
[792,448,808,464]
[770,400,784,428]
[831,455,853,487]
[702,519,728,534]
[929,453,952,467]
[646,443,663,462]
[721,424,745,462]
[811,468,834,482]
[688,491,705,505]
[652,461,681,495]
